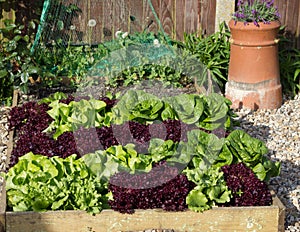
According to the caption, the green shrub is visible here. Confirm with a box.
[182,22,231,93]
[278,34,300,96]
[0,19,39,105]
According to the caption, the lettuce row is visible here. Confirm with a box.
[3,127,280,214]
[43,90,237,140]
[112,90,237,130]
[5,91,280,214]
[82,129,280,213]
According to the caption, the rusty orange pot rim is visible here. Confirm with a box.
[229,19,281,30]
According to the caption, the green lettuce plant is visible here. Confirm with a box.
[3,152,107,214]
[44,98,111,139]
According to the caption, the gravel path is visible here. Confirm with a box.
[0,92,299,231]
[234,94,300,232]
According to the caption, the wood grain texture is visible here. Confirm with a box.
[2,0,299,48]
[0,90,18,232]
[285,0,300,48]
[4,196,285,232]
[159,0,174,38]
[102,0,114,41]
[295,3,300,48]
[146,0,160,33]
[285,1,299,33]
[89,0,104,43]
[184,0,198,35]
[129,0,144,34]
[274,0,287,26]
[113,0,128,38]
[200,0,216,36]
[175,0,186,40]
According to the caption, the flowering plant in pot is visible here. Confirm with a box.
[232,0,280,26]
[225,0,283,110]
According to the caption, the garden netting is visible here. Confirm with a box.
[30,0,215,95]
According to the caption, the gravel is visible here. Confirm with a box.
[0,106,10,194]
[0,90,299,232]
[234,94,300,232]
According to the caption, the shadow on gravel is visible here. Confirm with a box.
[237,112,300,230]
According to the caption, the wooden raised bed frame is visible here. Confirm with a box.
[0,90,285,232]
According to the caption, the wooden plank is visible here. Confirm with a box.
[285,0,300,47]
[297,3,300,49]
[145,0,160,33]
[113,0,128,38]
[128,0,144,34]
[0,192,5,232]
[175,0,186,41]
[272,195,286,232]
[200,0,216,36]
[159,0,174,39]
[89,0,104,44]
[274,0,287,26]
[215,0,235,31]
[5,196,284,232]
[184,0,198,35]
[102,0,114,41]
[0,90,18,232]
[66,0,87,44]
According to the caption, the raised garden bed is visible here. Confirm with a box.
[0,90,285,232]
[0,196,285,232]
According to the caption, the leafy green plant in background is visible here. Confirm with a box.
[111,90,236,130]
[34,41,101,88]
[278,30,300,96]
[181,22,231,93]
[1,15,300,106]
[91,31,189,88]
[0,19,39,104]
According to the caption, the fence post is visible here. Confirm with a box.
[215,0,235,31]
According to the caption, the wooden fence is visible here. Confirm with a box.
[1,0,300,48]
[61,0,216,43]
[274,0,300,48]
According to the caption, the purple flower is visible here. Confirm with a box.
[237,0,244,7]
[253,20,259,27]
[233,0,280,27]
[251,9,258,16]
[266,0,274,8]
[247,0,254,6]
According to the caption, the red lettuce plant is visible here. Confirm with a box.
[221,162,272,206]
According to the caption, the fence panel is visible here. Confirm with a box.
[60,0,215,43]
[274,0,300,48]
[1,0,299,48]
